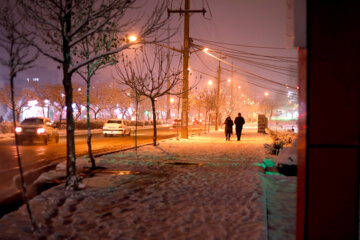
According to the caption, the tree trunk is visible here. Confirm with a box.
[63,68,78,190]
[63,0,78,190]
[151,98,157,146]
[16,110,20,122]
[86,79,96,168]
[59,110,63,124]
[10,74,38,231]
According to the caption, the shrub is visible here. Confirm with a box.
[0,121,14,133]
[54,120,105,130]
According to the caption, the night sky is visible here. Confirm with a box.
[0,0,297,100]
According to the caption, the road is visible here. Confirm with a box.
[0,126,204,216]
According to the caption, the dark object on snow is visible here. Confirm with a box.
[234,113,245,141]
[277,163,297,176]
[224,116,233,141]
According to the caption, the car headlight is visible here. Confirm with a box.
[15,127,22,133]
[37,128,45,134]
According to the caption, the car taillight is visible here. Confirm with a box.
[15,127,22,133]
[37,128,45,134]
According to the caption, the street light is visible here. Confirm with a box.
[227,78,231,83]
[128,35,137,43]
[208,80,213,86]
[264,92,269,97]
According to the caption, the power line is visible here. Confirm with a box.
[201,49,298,90]
[192,37,294,50]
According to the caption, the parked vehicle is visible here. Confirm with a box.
[172,119,181,128]
[15,117,59,145]
[102,119,131,137]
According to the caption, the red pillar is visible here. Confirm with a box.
[297,2,360,239]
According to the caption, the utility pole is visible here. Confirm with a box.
[215,60,221,131]
[230,64,234,115]
[166,21,171,121]
[168,0,206,139]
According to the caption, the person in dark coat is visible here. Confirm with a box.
[234,112,245,141]
[224,116,233,141]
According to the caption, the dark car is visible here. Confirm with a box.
[15,117,59,145]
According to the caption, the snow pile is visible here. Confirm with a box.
[0,129,296,240]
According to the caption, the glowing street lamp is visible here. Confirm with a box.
[170,98,174,103]
[208,80,213,86]
[128,35,137,42]
[264,91,269,97]
[227,78,231,83]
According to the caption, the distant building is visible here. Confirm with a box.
[18,66,59,89]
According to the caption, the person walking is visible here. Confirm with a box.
[224,116,233,141]
[234,112,245,141]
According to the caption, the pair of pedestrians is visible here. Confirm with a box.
[224,113,245,141]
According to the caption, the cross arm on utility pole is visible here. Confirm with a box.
[167,8,207,16]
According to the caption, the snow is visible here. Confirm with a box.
[0,129,296,240]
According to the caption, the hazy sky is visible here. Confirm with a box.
[178,0,298,98]
[1,0,297,100]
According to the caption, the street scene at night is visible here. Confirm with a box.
[0,0,359,239]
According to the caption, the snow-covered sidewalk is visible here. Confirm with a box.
[0,129,296,240]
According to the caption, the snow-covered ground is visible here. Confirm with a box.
[0,129,296,240]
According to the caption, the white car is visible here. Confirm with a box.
[102,119,131,137]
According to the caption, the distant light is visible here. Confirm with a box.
[238,85,241,89]
[264,92,269,96]
[170,98,174,103]
[203,48,209,52]
[128,35,137,42]
[15,127,22,133]
[188,67,191,72]
[227,78,231,83]
[28,100,38,107]
[208,80,213,86]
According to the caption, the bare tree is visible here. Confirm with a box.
[200,88,217,132]
[76,28,120,169]
[0,86,33,121]
[0,0,38,232]
[45,84,66,123]
[115,46,182,146]
[89,85,106,120]
[17,0,169,190]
